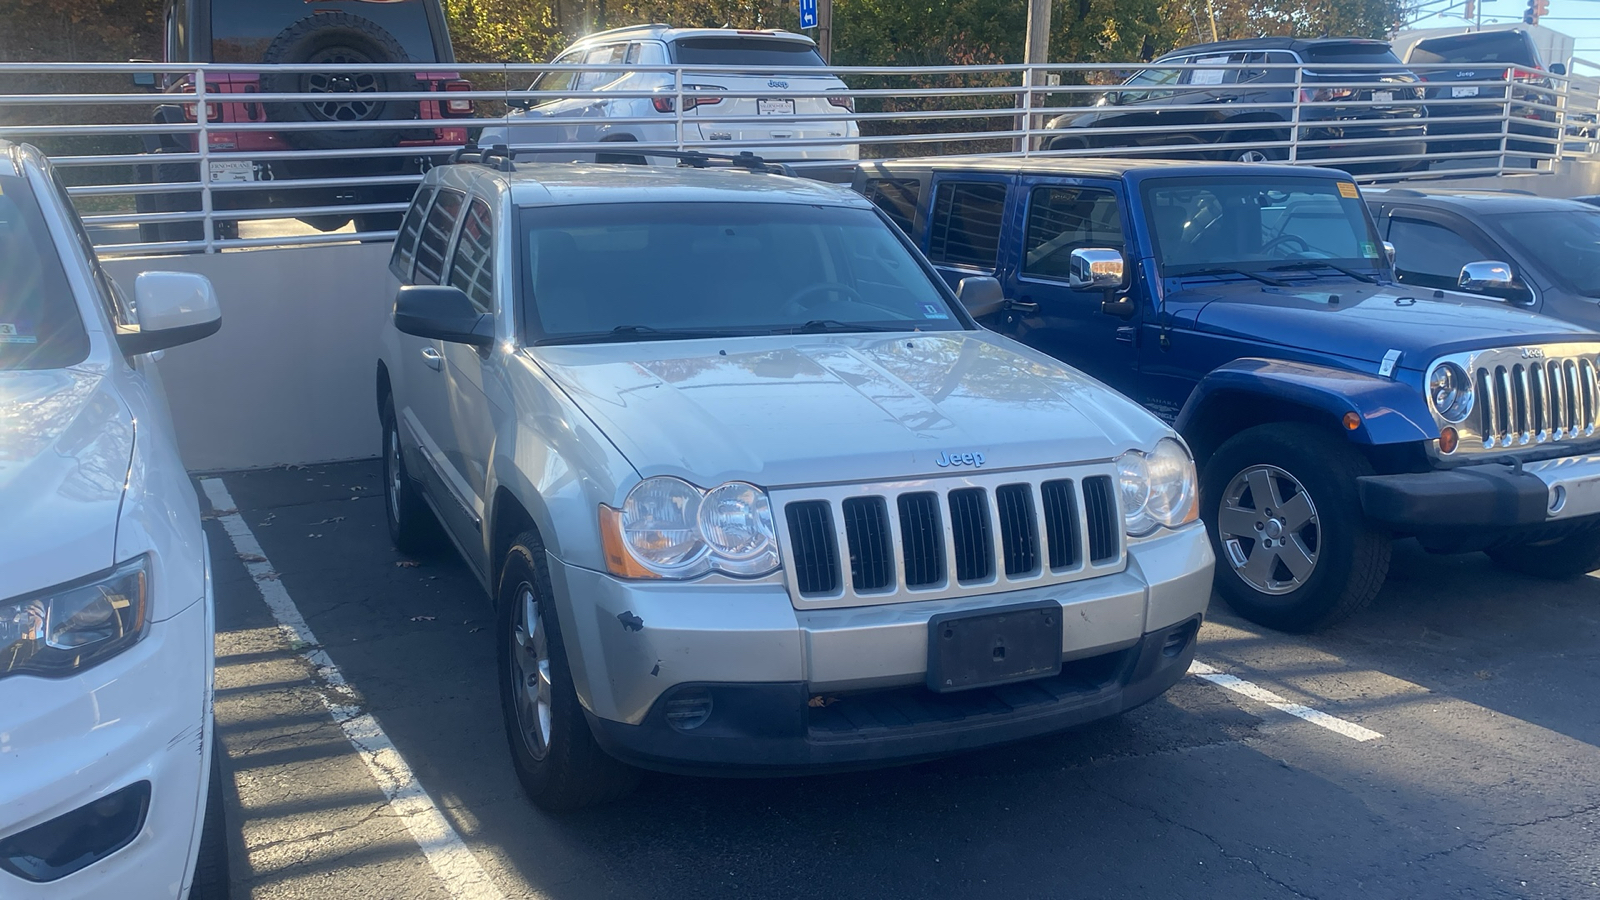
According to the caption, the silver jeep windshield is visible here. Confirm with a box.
[1142,177,1387,279]
[519,202,963,344]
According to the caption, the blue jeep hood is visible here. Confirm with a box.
[1168,280,1594,368]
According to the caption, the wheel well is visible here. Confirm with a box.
[489,488,539,599]
[1182,391,1345,465]
[376,360,391,418]
[598,133,638,142]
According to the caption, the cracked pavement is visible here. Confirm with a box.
[205,462,1600,899]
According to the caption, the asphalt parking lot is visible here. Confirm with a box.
[200,461,1600,900]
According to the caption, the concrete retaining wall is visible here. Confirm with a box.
[105,243,392,472]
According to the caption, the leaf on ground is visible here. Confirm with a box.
[201,508,237,520]
[311,516,346,526]
[808,696,839,708]
[237,552,267,563]
[395,560,420,568]
[410,615,436,622]
[255,571,280,582]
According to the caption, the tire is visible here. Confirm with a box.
[497,531,640,812]
[301,214,353,233]
[595,138,648,166]
[1486,530,1600,578]
[1202,423,1391,632]
[259,13,418,152]
[1220,130,1286,163]
[136,160,204,244]
[188,735,230,900]
[1045,135,1088,154]
[382,400,442,556]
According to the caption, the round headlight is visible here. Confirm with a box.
[620,477,706,570]
[697,482,775,560]
[1429,362,1473,423]
[1144,439,1197,528]
[1117,450,1155,536]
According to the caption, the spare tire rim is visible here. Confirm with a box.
[510,582,552,760]
[1218,464,1320,596]
[302,48,383,122]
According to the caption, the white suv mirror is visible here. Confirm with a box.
[118,271,222,355]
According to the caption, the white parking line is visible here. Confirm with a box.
[1189,659,1384,742]
[200,478,510,900]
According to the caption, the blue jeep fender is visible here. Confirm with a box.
[1175,358,1437,455]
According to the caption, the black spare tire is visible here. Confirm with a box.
[259,13,419,151]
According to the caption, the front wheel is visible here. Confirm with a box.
[1486,530,1600,578]
[187,734,230,899]
[381,400,441,555]
[498,531,640,811]
[1202,423,1391,632]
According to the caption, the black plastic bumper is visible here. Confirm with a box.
[584,616,1201,775]
[1358,464,1553,530]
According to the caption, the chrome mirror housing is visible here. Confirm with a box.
[1068,248,1125,290]
[1459,260,1516,293]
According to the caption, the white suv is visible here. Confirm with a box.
[477,26,859,166]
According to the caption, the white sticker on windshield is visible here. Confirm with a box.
[921,303,951,320]
[1379,349,1402,378]
[0,323,37,344]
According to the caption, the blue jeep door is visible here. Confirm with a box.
[994,177,1140,395]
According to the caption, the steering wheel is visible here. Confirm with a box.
[1262,233,1312,256]
[787,282,865,310]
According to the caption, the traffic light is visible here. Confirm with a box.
[1524,0,1546,23]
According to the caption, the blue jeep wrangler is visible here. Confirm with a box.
[855,158,1600,631]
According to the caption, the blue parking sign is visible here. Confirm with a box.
[799,0,817,29]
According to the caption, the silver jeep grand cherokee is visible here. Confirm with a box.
[374,151,1215,810]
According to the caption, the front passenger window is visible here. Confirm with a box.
[413,190,465,286]
[1387,217,1491,291]
[1022,187,1124,283]
[448,199,495,314]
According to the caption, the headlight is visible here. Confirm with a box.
[601,477,779,579]
[1116,440,1198,536]
[1429,362,1473,423]
[1,556,149,680]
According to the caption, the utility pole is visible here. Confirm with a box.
[818,0,833,63]
[1205,0,1219,42]
[1024,0,1052,68]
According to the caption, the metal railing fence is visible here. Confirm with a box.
[1,59,1596,255]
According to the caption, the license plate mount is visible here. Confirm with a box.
[926,600,1063,693]
[757,98,796,116]
[1372,90,1394,104]
[1453,85,1480,98]
[208,160,255,183]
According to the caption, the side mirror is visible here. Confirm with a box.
[1550,62,1567,77]
[955,276,1007,319]
[129,61,157,89]
[1068,248,1125,291]
[394,285,494,347]
[117,272,221,355]
[1383,241,1396,266]
[1459,260,1516,293]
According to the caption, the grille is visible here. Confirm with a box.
[785,501,839,596]
[780,468,1124,605]
[1475,357,1599,449]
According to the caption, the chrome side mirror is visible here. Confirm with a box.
[1459,260,1516,293]
[955,276,1006,318]
[1383,241,1396,266]
[1068,248,1125,290]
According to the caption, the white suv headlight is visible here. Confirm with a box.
[1116,440,1198,536]
[601,477,779,579]
[1,556,149,680]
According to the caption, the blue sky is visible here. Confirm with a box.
[1407,0,1600,63]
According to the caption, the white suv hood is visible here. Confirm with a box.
[0,367,134,599]
[533,331,1168,488]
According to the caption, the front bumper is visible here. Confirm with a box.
[547,523,1213,771]
[0,594,212,899]
[1359,453,1600,544]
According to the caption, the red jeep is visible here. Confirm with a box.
[138,0,471,243]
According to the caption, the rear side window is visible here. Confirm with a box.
[1303,43,1404,66]
[211,0,443,64]
[0,175,88,371]
[927,182,1006,270]
[390,186,436,281]
[1410,33,1536,66]
[448,199,495,314]
[413,189,464,286]
[1023,187,1124,282]
[670,38,826,67]
[861,178,920,235]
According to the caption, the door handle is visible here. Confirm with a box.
[421,347,443,371]
[1115,326,1136,343]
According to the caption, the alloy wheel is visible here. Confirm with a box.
[1217,464,1320,595]
[509,583,553,760]
[303,48,382,121]
[1237,149,1271,163]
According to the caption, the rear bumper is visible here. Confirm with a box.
[1359,453,1600,541]
[586,615,1201,774]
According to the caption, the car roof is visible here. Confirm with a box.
[862,155,1351,182]
[1364,187,1596,214]
[433,161,870,209]
[1165,37,1393,57]
[569,25,816,46]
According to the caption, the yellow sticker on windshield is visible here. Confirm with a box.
[1337,182,1360,199]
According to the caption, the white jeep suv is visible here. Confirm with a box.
[477,26,859,167]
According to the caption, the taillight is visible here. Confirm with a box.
[444,79,474,116]
[1303,87,1355,103]
[651,87,723,113]
[827,94,854,112]
[1507,67,1538,82]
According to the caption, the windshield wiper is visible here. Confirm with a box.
[785,320,909,334]
[536,325,748,345]
[1265,260,1379,283]
[1173,267,1287,287]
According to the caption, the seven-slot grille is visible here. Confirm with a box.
[1474,356,1600,449]
[776,470,1124,608]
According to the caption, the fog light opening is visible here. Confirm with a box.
[664,688,714,732]
[1161,619,1200,659]
[0,781,151,883]
[1551,485,1568,514]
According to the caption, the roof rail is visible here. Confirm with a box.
[449,144,795,177]
[450,142,516,172]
